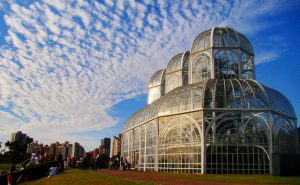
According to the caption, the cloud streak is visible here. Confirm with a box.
[0,0,286,150]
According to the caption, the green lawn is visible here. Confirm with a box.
[23,169,153,185]
[20,169,300,185]
[155,172,300,184]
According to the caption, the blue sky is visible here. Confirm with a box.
[0,0,299,151]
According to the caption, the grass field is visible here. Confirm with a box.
[21,169,300,185]
[22,169,153,185]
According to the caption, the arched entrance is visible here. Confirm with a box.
[158,115,202,173]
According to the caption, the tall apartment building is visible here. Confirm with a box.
[111,134,121,157]
[56,141,72,160]
[11,131,28,146]
[27,141,43,154]
[71,142,85,160]
[100,138,111,156]
[11,131,33,152]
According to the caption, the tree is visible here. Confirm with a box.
[98,153,109,169]
[5,141,26,153]
[3,141,29,163]
[0,142,4,154]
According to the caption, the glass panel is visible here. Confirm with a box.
[214,50,239,79]
[166,74,180,93]
[241,53,254,80]
[213,28,238,47]
[159,115,202,172]
[191,30,211,53]
[148,87,161,104]
[192,53,211,83]
[148,69,165,88]
[166,53,183,73]
[264,86,296,117]
[205,112,270,174]
[238,34,253,54]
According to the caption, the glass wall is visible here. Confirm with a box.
[205,112,270,174]
[123,27,297,174]
[123,121,157,171]
[122,79,297,174]
[272,115,298,154]
[158,115,202,173]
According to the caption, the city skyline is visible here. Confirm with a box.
[0,0,299,151]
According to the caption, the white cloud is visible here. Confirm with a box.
[0,0,286,150]
[256,52,280,64]
[0,111,23,143]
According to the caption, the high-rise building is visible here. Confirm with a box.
[100,138,111,156]
[55,141,73,160]
[26,136,33,144]
[27,141,43,154]
[71,142,84,160]
[11,131,27,146]
[111,134,121,157]
[48,143,57,158]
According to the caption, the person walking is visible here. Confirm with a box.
[57,152,64,173]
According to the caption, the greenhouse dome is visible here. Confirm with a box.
[147,69,165,104]
[121,27,298,175]
[191,27,254,55]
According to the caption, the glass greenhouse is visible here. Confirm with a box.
[121,27,298,174]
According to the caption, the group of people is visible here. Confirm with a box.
[6,152,65,184]
[48,152,64,178]
[109,157,131,171]
[26,152,56,168]
[6,154,133,184]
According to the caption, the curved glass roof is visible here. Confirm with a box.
[263,86,296,117]
[191,30,211,54]
[124,79,295,130]
[191,27,254,55]
[148,69,165,88]
[238,34,254,55]
[166,53,184,74]
[213,27,239,47]
[124,97,162,129]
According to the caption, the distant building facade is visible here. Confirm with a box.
[27,141,43,154]
[93,148,99,159]
[55,141,72,160]
[43,144,55,157]
[111,134,121,157]
[71,142,85,160]
[100,138,111,156]
[11,131,32,146]
[26,140,83,161]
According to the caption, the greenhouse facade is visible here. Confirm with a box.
[121,27,298,174]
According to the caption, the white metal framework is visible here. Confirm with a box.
[121,27,298,174]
